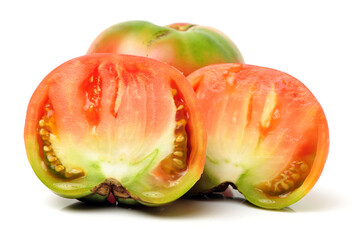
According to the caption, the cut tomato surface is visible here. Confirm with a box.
[187,63,329,209]
[24,53,206,205]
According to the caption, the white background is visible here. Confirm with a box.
[1,0,360,239]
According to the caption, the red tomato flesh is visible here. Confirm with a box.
[24,53,206,205]
[188,63,329,209]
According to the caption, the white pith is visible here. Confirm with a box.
[203,83,282,184]
[205,131,266,183]
[49,98,177,185]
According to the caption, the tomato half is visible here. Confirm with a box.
[187,63,329,209]
[87,20,244,76]
[24,53,206,205]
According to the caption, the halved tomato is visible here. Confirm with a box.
[187,63,329,209]
[24,53,206,206]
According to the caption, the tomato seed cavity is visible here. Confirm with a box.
[38,102,84,179]
[157,88,189,181]
[258,160,311,196]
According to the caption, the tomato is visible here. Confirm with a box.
[24,53,206,206]
[187,63,329,209]
[87,20,244,76]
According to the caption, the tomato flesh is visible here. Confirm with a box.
[24,53,206,205]
[187,63,329,209]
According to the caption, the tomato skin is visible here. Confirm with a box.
[24,53,206,205]
[187,63,329,209]
[87,20,244,76]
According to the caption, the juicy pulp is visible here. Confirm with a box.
[24,54,206,205]
[188,63,329,209]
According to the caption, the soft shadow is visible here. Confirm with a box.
[61,197,210,218]
[125,190,254,218]
[60,187,296,216]
[60,189,244,218]
[186,188,295,213]
[62,201,118,211]
[57,194,206,217]
[291,188,343,212]
[118,198,207,218]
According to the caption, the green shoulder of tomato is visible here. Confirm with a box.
[88,20,244,76]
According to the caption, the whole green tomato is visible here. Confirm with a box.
[87,20,244,75]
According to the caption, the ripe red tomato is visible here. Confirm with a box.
[24,53,206,205]
[187,63,329,209]
[87,20,244,76]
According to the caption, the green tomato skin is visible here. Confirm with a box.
[87,20,244,76]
